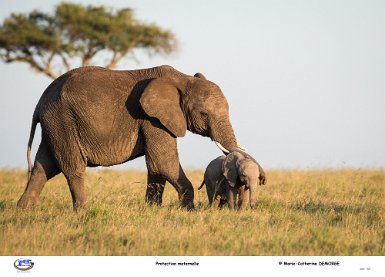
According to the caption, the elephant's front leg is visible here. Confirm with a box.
[143,125,194,210]
[146,173,166,206]
[146,164,195,210]
[170,165,195,210]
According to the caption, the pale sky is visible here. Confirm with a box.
[1,0,384,170]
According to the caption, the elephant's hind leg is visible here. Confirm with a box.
[63,171,86,211]
[43,119,87,210]
[17,143,61,208]
[57,151,86,211]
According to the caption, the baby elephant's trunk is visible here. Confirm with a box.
[248,164,265,208]
[249,183,258,208]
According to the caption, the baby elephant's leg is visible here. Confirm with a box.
[218,198,227,209]
[237,186,250,210]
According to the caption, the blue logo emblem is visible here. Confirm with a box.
[14,258,34,271]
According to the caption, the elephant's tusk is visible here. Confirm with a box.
[214,141,230,154]
[237,144,248,152]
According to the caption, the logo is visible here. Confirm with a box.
[14,258,34,271]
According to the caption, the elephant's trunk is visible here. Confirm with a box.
[210,120,240,154]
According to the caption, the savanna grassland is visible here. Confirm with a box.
[0,169,384,256]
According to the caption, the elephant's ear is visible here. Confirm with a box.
[140,78,187,137]
[194,72,206,80]
[223,151,245,187]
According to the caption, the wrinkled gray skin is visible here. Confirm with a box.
[198,151,266,209]
[17,65,262,210]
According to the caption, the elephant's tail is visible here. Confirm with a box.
[27,111,39,178]
[198,180,205,190]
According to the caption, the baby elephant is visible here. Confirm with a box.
[198,151,266,209]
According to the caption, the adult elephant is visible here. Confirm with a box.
[17,65,249,210]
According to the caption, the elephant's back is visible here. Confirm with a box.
[60,67,130,101]
[36,65,177,107]
[34,67,107,111]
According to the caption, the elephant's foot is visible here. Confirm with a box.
[17,195,38,209]
[179,188,195,211]
[146,196,162,206]
[145,181,165,206]
[72,200,87,212]
[145,188,163,206]
[182,201,195,211]
[146,197,162,206]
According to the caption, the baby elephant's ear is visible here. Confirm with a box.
[194,72,206,79]
[223,151,244,187]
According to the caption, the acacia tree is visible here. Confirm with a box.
[0,2,177,79]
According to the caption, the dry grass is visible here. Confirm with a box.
[0,169,384,255]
